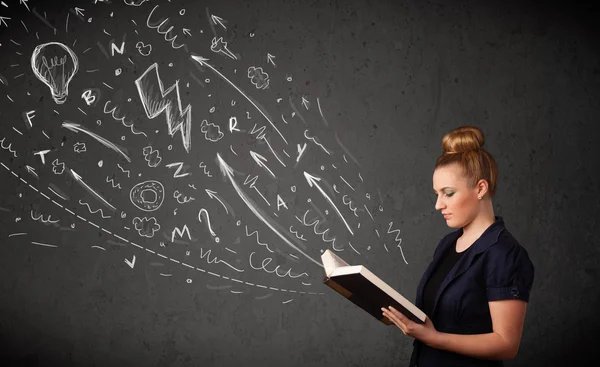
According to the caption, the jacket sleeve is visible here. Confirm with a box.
[485,242,535,302]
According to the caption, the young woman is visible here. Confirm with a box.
[382,126,535,366]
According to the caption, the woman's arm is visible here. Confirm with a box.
[428,299,528,360]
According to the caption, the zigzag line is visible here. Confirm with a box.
[106,176,122,189]
[78,199,111,219]
[117,164,130,178]
[244,225,274,253]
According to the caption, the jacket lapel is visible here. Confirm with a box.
[416,216,506,316]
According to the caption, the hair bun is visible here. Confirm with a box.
[441,125,484,154]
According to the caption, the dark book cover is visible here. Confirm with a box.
[324,273,425,325]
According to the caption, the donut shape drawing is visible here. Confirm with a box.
[130,180,165,212]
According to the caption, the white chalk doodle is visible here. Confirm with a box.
[205,189,232,215]
[132,216,160,238]
[136,63,192,152]
[31,42,79,104]
[78,199,111,219]
[106,176,122,189]
[70,169,116,211]
[210,14,226,29]
[124,255,136,269]
[267,53,276,67]
[165,162,190,178]
[0,137,17,157]
[247,66,270,90]
[171,224,191,242]
[198,208,219,242]
[142,145,162,167]
[173,190,194,204]
[198,162,213,177]
[249,151,275,178]
[303,172,354,235]
[62,122,131,162]
[25,165,38,179]
[103,101,147,137]
[73,142,86,153]
[249,252,309,279]
[304,130,331,155]
[200,119,224,142]
[146,5,186,50]
[135,41,151,56]
[52,159,65,174]
[117,163,130,177]
[217,154,321,266]
[30,210,60,224]
[130,180,165,212]
[124,0,148,6]
[210,37,237,60]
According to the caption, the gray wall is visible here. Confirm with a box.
[0,0,598,366]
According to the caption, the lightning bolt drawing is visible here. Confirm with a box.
[135,63,192,152]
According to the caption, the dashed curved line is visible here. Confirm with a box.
[0,161,322,296]
[78,199,111,219]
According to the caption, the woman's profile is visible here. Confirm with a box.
[381,126,535,366]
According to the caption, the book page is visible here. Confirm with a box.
[321,250,351,277]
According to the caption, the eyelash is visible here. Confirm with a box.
[434,193,454,197]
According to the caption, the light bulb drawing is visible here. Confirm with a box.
[30,42,79,105]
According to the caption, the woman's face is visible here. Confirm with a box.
[432,164,481,228]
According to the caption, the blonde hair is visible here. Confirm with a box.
[435,126,498,198]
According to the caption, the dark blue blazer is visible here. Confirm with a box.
[409,216,535,367]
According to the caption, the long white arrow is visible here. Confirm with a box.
[25,165,38,179]
[205,189,232,215]
[20,0,29,12]
[249,151,276,178]
[191,55,288,145]
[216,153,322,268]
[62,121,131,162]
[211,14,226,29]
[303,172,354,235]
[70,169,116,211]
[74,7,84,17]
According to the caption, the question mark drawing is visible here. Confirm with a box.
[198,208,219,243]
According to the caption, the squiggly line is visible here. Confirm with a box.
[199,162,213,177]
[117,164,130,178]
[249,251,309,279]
[78,199,111,218]
[387,221,408,265]
[146,5,186,50]
[30,210,60,224]
[0,161,324,296]
[288,226,307,241]
[342,195,360,218]
[199,247,244,272]
[103,100,148,137]
[304,130,330,155]
[298,209,343,251]
[106,176,122,189]
[0,137,17,157]
[244,225,274,253]
[174,190,194,204]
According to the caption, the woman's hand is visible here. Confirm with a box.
[381,306,438,346]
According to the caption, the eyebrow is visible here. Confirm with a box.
[433,187,454,192]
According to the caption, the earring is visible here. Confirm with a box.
[478,196,482,200]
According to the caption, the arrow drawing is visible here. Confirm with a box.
[25,165,38,179]
[70,169,116,211]
[62,121,131,162]
[183,28,191,36]
[217,153,322,267]
[0,16,9,27]
[303,172,354,235]
[211,14,226,29]
[74,7,84,17]
[267,53,276,67]
[124,255,136,268]
[20,0,29,12]
[205,189,233,216]
[301,96,310,110]
[249,151,276,178]
[191,55,287,145]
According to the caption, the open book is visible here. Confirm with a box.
[321,249,426,325]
